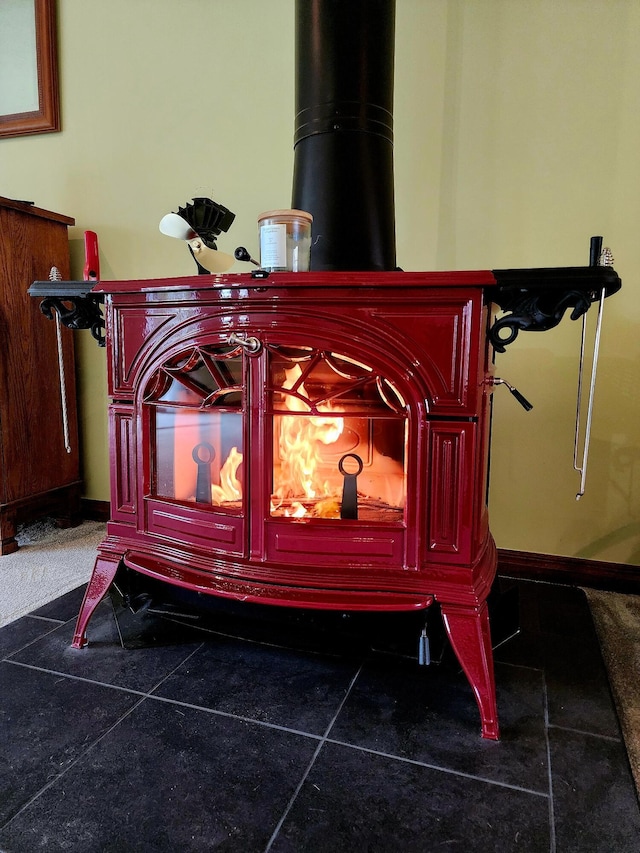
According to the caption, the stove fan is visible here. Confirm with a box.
[159,197,236,274]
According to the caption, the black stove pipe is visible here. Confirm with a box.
[291,0,397,271]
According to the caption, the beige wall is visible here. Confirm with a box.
[1,0,638,565]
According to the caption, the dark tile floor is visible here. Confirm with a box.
[1,577,639,852]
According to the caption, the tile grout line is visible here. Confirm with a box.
[1,622,69,661]
[2,658,326,742]
[2,658,150,697]
[543,672,557,853]
[322,737,550,798]
[0,691,149,833]
[1,658,333,743]
[4,657,553,799]
[547,722,622,743]
[0,643,207,833]
[25,614,66,624]
[145,691,326,740]
[262,663,364,853]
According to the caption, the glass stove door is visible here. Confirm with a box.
[153,406,244,508]
[267,345,408,524]
[142,344,247,554]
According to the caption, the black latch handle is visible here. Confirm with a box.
[339,453,363,519]
[491,378,533,411]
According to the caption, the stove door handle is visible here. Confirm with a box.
[228,332,262,354]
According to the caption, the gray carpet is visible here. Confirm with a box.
[584,587,640,796]
[0,519,105,627]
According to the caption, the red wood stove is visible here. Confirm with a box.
[72,269,500,739]
[29,0,621,745]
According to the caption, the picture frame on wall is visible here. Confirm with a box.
[0,0,60,139]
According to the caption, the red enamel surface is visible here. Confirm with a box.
[74,270,500,739]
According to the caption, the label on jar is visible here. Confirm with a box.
[260,223,287,270]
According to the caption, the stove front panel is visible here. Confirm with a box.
[134,334,414,569]
[103,273,494,600]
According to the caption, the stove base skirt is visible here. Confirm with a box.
[72,533,499,740]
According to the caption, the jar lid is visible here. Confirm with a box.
[258,209,313,222]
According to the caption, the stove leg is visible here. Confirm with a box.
[72,553,121,649]
[440,600,499,740]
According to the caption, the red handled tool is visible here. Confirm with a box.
[83,230,100,281]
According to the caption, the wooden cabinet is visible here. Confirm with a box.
[0,197,81,554]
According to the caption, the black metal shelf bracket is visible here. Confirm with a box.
[28,281,106,347]
[488,265,621,352]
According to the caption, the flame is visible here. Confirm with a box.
[187,363,345,516]
[271,365,344,516]
[211,446,243,504]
